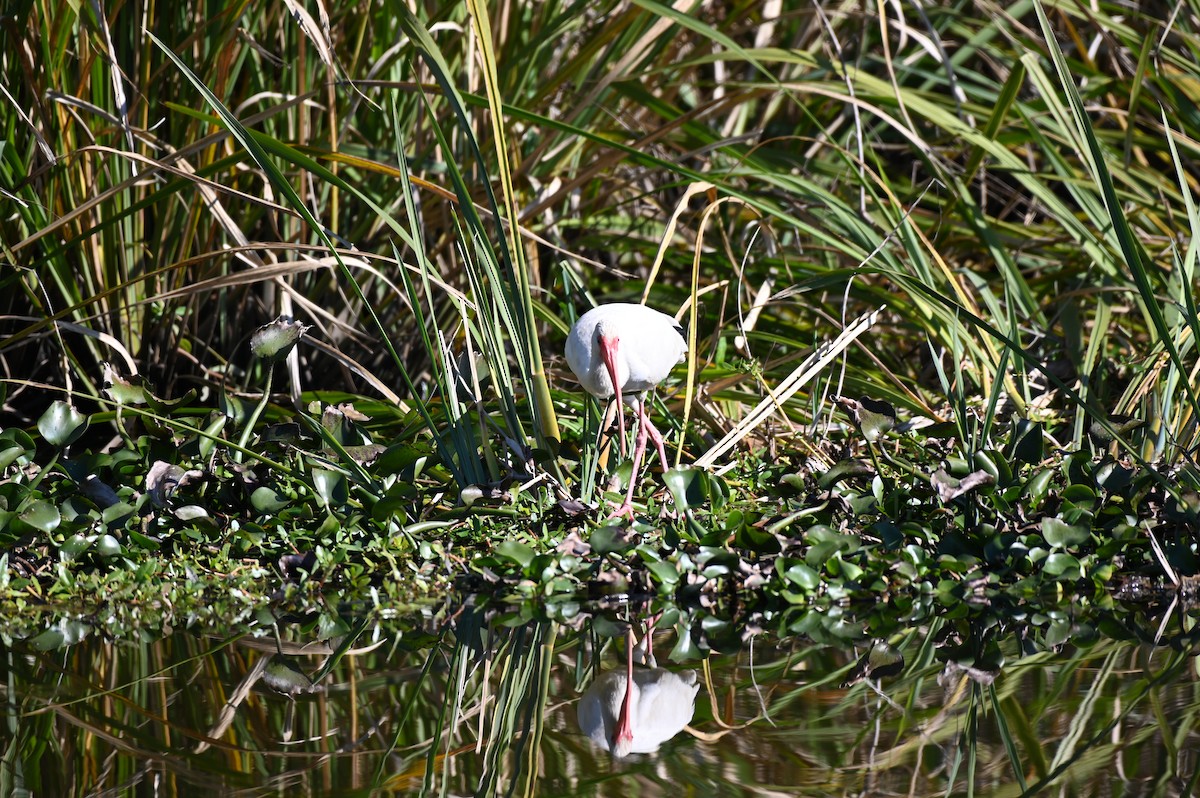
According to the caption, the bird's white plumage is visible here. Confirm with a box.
[565,304,686,400]
[577,667,699,756]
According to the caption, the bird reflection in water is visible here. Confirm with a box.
[577,617,700,757]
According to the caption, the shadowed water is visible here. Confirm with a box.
[2,601,1198,796]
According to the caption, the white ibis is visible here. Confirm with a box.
[565,303,687,518]
[577,624,699,757]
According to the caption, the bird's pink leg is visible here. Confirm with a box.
[608,398,650,520]
[612,628,636,753]
[642,415,671,472]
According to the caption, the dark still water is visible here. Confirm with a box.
[3,600,1198,796]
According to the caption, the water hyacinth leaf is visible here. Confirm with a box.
[0,429,35,469]
[102,501,136,527]
[1165,491,1200,521]
[859,404,897,441]
[96,534,122,557]
[1043,617,1074,648]
[1009,418,1044,465]
[806,540,842,570]
[263,657,316,696]
[589,524,634,555]
[127,529,160,551]
[836,396,897,441]
[646,560,680,585]
[250,317,309,362]
[973,450,1012,486]
[734,523,781,554]
[1042,552,1083,579]
[59,534,92,561]
[173,505,209,521]
[778,473,806,492]
[921,421,961,439]
[146,387,198,412]
[317,612,352,640]
[1041,518,1091,549]
[590,616,628,640]
[312,469,347,509]
[843,641,905,686]
[847,493,877,515]
[101,362,152,406]
[29,619,91,651]
[495,540,535,568]
[251,487,292,513]
[818,459,874,489]
[699,547,743,568]
[780,559,820,590]
[1023,469,1055,507]
[663,467,713,511]
[1094,461,1133,493]
[38,401,89,447]
[260,422,304,444]
[872,520,903,548]
[668,627,701,662]
[1061,484,1097,506]
[321,403,370,446]
[530,553,556,581]
[707,473,730,510]
[195,413,228,462]
[221,392,249,426]
[826,551,863,580]
[19,500,60,533]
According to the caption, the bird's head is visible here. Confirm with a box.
[594,318,620,351]
[595,319,622,396]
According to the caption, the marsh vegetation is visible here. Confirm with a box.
[4,0,1200,793]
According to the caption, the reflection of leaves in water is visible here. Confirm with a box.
[6,603,1200,796]
[842,641,904,687]
[261,656,316,696]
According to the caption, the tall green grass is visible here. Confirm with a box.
[5,0,1200,491]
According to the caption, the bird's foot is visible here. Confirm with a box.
[606,501,636,521]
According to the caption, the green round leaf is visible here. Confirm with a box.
[312,468,348,508]
[19,500,60,533]
[38,401,89,448]
[495,540,535,568]
[95,534,123,557]
[781,561,820,590]
[646,560,680,585]
[59,534,92,561]
[1043,551,1083,579]
[663,467,709,511]
[251,486,292,513]
[589,524,633,555]
[250,317,309,362]
[1041,517,1091,549]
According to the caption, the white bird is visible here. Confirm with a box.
[565,303,687,518]
[577,628,699,757]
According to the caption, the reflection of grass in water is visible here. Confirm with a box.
[7,609,1200,796]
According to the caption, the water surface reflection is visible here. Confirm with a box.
[2,603,1198,796]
